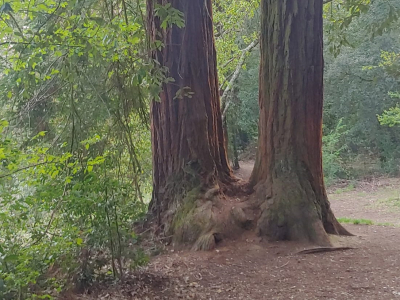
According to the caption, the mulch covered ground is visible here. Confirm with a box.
[68,163,400,300]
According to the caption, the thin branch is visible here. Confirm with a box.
[0,41,83,47]
[220,56,236,69]
[0,161,56,179]
[221,39,259,121]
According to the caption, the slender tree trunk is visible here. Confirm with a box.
[251,0,351,245]
[221,89,230,163]
[223,118,230,163]
[147,0,232,249]
[232,132,240,170]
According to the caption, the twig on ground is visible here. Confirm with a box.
[276,261,290,268]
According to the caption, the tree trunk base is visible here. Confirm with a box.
[150,178,351,250]
[252,175,352,246]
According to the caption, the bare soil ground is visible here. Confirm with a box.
[71,160,400,300]
[329,178,400,227]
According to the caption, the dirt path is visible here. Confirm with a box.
[232,160,254,182]
[234,160,400,226]
[74,161,400,300]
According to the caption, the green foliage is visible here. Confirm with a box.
[213,0,260,88]
[323,119,350,184]
[323,0,400,178]
[378,103,400,127]
[232,51,260,153]
[155,3,185,29]
[0,123,148,299]
[377,53,400,127]
[212,0,260,161]
[367,0,400,38]
[323,0,371,57]
[379,51,400,77]
[0,0,184,297]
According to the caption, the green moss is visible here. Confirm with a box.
[171,190,197,227]
[171,187,203,243]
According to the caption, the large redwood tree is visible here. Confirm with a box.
[250,0,351,245]
[147,0,232,249]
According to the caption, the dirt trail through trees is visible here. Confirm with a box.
[73,160,400,300]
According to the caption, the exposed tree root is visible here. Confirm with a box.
[192,232,217,251]
[147,173,352,251]
[149,179,257,251]
[147,181,354,251]
[297,247,356,255]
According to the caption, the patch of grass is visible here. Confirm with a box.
[337,217,374,225]
[339,218,398,227]
[383,196,400,207]
[375,222,396,227]
[334,183,356,194]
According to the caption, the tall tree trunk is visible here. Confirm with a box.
[147,0,232,249]
[251,0,351,245]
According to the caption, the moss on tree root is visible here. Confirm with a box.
[157,168,350,250]
[164,183,255,250]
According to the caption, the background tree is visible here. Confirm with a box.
[323,0,400,178]
[223,0,400,184]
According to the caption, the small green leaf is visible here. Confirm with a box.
[4,254,19,262]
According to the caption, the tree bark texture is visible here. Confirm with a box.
[251,0,351,244]
[147,0,232,246]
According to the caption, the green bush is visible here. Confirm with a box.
[0,121,148,299]
[323,119,349,185]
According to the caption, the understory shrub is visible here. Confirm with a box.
[0,121,148,299]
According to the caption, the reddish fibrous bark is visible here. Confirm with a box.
[250,0,351,244]
[147,0,351,248]
[147,0,231,239]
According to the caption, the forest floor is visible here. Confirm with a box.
[71,160,400,300]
